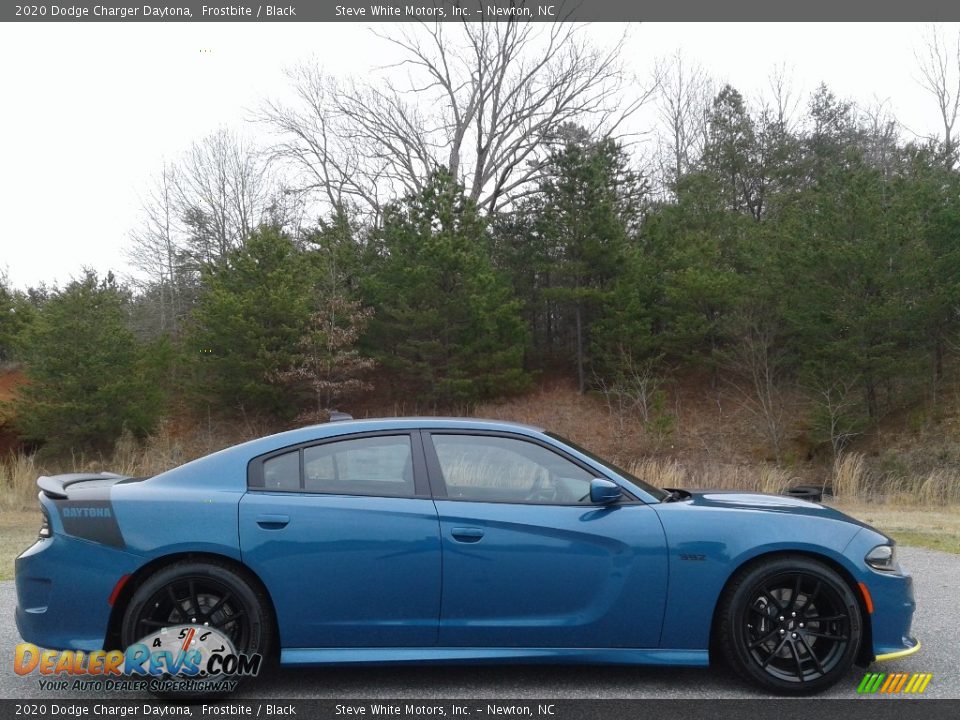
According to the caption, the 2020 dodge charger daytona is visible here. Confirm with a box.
[16,418,918,694]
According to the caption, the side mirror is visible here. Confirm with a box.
[589,478,622,505]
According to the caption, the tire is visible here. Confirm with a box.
[120,559,274,694]
[716,555,862,695]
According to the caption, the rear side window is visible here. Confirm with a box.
[251,434,415,498]
[263,451,300,491]
[303,436,413,496]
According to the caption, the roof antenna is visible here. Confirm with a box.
[328,411,353,422]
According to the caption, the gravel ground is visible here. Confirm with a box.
[1,546,955,700]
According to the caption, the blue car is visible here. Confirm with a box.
[16,417,918,694]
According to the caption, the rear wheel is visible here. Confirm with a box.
[121,560,273,693]
[717,556,862,694]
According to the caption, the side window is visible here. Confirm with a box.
[303,436,414,497]
[430,434,594,504]
[263,450,300,491]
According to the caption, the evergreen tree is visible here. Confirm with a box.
[533,128,647,391]
[186,226,315,418]
[12,271,161,453]
[364,170,529,406]
[0,275,33,363]
[779,146,924,421]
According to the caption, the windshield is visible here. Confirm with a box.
[546,433,671,502]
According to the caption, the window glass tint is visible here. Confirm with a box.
[262,450,300,491]
[431,434,593,504]
[303,436,414,497]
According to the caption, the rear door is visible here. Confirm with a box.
[239,431,441,648]
[424,431,669,649]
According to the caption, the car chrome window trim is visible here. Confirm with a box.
[246,430,430,499]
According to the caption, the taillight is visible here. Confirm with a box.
[39,508,51,539]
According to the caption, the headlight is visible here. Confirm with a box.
[865,544,899,572]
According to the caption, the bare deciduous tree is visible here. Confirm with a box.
[126,128,284,336]
[262,20,654,219]
[721,311,789,464]
[766,63,800,134]
[176,128,279,266]
[861,99,901,180]
[126,162,184,334]
[915,25,960,166]
[653,51,712,194]
[812,377,864,459]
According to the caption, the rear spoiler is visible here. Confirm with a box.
[37,472,132,499]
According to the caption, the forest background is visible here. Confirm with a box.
[4,21,960,572]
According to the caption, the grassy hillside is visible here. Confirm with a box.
[2,374,959,580]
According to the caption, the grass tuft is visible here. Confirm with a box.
[832,452,867,500]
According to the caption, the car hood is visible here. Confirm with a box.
[669,488,874,531]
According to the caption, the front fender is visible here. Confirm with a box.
[653,502,864,649]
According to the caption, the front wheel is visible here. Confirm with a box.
[717,556,862,694]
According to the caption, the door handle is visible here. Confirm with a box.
[256,514,290,529]
[451,527,484,543]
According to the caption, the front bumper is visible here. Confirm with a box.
[876,638,921,662]
[864,564,918,662]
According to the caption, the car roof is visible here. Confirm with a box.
[276,416,544,440]
[203,417,547,465]
[146,417,558,491]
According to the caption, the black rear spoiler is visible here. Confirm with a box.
[37,473,132,499]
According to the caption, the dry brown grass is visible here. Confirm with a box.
[825,451,960,506]
[473,381,639,451]
[0,510,37,580]
[832,452,867,499]
[0,419,265,513]
[627,457,797,495]
[0,453,41,512]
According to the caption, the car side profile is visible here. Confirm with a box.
[16,417,918,694]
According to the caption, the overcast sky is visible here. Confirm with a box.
[1,21,956,290]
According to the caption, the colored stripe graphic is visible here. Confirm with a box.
[880,673,897,693]
[857,672,931,694]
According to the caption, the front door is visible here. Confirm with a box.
[424,432,669,648]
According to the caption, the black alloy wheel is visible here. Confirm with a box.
[718,556,862,694]
[120,560,274,673]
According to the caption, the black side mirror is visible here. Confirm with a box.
[589,478,622,505]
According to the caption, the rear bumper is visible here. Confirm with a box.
[15,535,143,651]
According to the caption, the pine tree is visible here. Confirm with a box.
[534,127,646,391]
[364,170,529,406]
[13,271,160,453]
[186,226,314,418]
